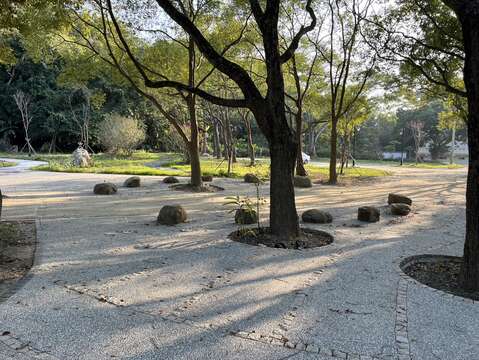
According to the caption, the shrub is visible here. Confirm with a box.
[98,114,145,156]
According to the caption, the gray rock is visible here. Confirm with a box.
[157,205,187,225]
[391,203,411,216]
[123,176,140,188]
[235,208,258,225]
[358,206,380,222]
[388,193,412,205]
[93,182,117,195]
[294,176,313,188]
[202,175,213,182]
[72,147,91,167]
[302,209,333,224]
[244,173,260,183]
[163,176,179,184]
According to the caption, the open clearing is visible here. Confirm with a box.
[0,161,476,360]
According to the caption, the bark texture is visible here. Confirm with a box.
[459,8,479,291]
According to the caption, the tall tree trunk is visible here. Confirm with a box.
[308,128,316,156]
[339,137,346,175]
[269,134,300,245]
[245,116,255,166]
[213,120,221,159]
[295,111,307,176]
[460,11,479,291]
[186,37,202,187]
[329,118,338,184]
[201,130,209,154]
[450,126,456,164]
[260,18,300,243]
[187,95,202,187]
[224,109,236,163]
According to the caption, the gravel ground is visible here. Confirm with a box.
[0,159,476,360]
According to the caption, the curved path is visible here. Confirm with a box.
[0,165,476,360]
[0,158,47,173]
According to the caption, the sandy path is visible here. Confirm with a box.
[0,165,475,360]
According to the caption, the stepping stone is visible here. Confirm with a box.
[294,176,312,188]
[124,176,140,187]
[202,175,213,182]
[302,209,333,224]
[391,203,411,216]
[94,182,117,195]
[163,176,179,184]
[358,206,380,222]
[157,205,187,225]
[388,193,412,205]
[244,173,260,183]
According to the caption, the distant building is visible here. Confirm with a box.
[418,141,468,161]
[382,152,407,160]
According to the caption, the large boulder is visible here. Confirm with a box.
[391,203,411,216]
[302,209,333,224]
[294,176,313,188]
[388,193,412,206]
[244,173,260,184]
[157,205,187,225]
[94,182,117,195]
[358,206,380,222]
[72,147,91,167]
[202,175,213,182]
[163,176,180,184]
[124,176,140,188]
[235,208,258,225]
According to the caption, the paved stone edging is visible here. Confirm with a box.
[230,329,384,359]
[172,268,237,318]
[395,274,411,360]
[54,280,219,331]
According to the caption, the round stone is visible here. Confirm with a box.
[391,203,411,216]
[244,173,260,183]
[157,205,187,225]
[123,176,140,188]
[93,182,117,195]
[302,209,333,224]
[388,193,412,206]
[294,176,313,188]
[358,206,380,222]
[163,176,180,184]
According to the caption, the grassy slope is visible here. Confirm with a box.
[6,151,389,180]
[0,160,17,167]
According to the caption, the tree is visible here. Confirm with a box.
[66,0,317,244]
[408,120,424,164]
[282,5,323,177]
[440,0,479,291]
[13,90,36,155]
[313,0,376,184]
[238,108,255,166]
[438,94,467,164]
[337,95,370,173]
[98,113,145,155]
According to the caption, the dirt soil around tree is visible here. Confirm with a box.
[0,221,36,303]
[229,227,334,249]
[402,255,479,301]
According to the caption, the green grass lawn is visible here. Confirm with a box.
[28,152,184,176]
[2,151,389,180]
[166,158,390,179]
[402,162,464,169]
[0,160,17,167]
